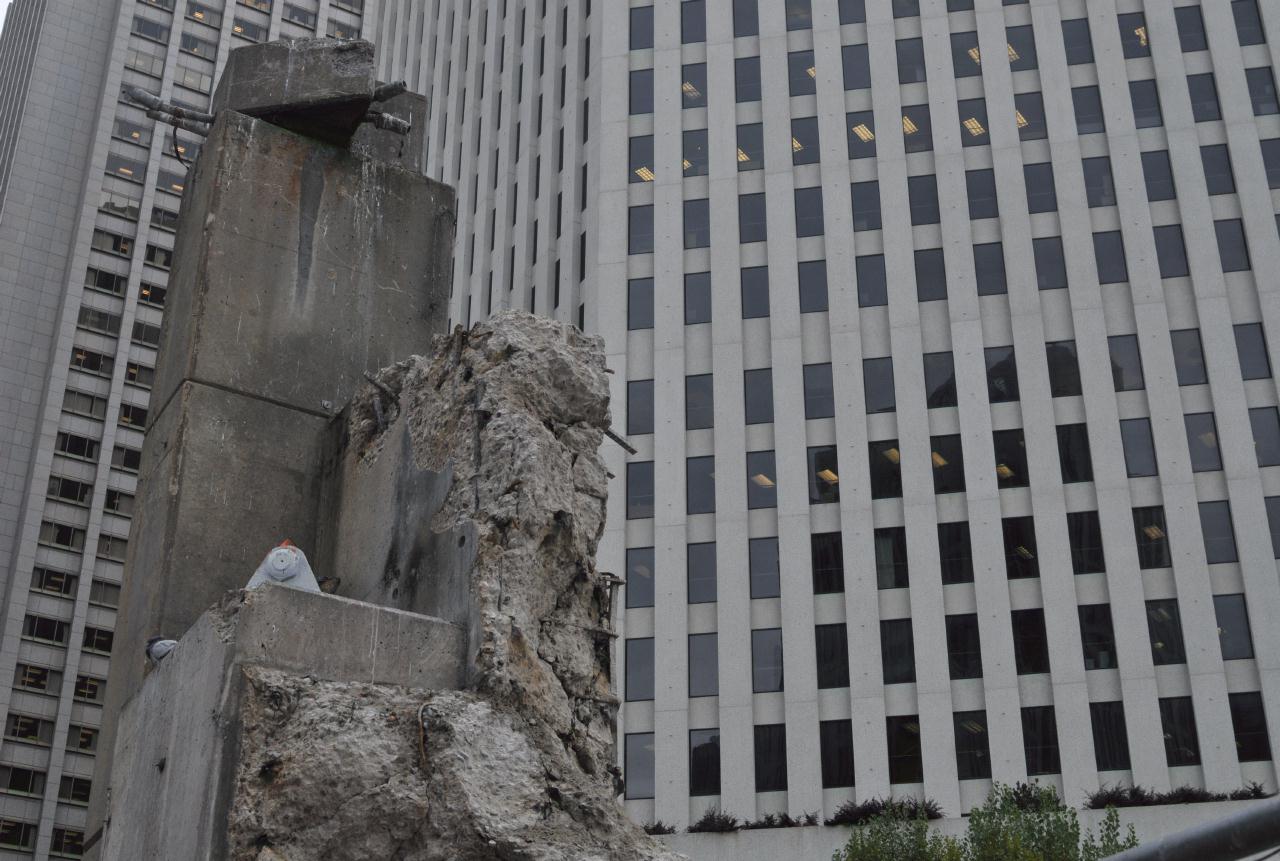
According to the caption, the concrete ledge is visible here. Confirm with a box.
[101,586,463,860]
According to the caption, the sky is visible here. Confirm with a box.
[0,1,9,34]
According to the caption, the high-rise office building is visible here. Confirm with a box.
[0,2,371,857]
[374,0,1280,833]
[3,0,1280,855]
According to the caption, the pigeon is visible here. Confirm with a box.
[145,637,177,664]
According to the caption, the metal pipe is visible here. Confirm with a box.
[373,80,408,102]
[1105,797,1280,861]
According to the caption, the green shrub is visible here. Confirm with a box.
[687,809,739,833]
[833,783,1138,861]
[741,811,820,829]
[825,796,944,826]
[1085,782,1274,809]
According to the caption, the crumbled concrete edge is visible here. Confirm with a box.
[229,313,682,860]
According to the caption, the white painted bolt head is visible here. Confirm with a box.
[265,547,299,580]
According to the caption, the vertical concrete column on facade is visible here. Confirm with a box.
[755,0,823,820]
[704,2,756,825]
[649,0,691,827]
[1088,4,1240,792]
[1030,0,1168,792]
[972,0,1096,802]
[1188,0,1280,776]
[877,0,962,816]
[916,0,1027,791]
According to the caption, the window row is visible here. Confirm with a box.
[623,690,1271,798]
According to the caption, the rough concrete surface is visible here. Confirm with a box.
[229,312,682,860]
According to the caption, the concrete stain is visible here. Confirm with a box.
[296,148,325,303]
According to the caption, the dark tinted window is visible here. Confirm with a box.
[1234,0,1266,45]
[1154,225,1190,279]
[1023,706,1061,775]
[887,716,923,784]
[897,37,926,84]
[1083,157,1116,208]
[881,619,916,684]
[628,205,653,254]
[1067,510,1105,574]
[751,629,784,692]
[946,614,983,680]
[966,169,998,220]
[869,440,902,499]
[863,358,894,414]
[1057,424,1094,484]
[875,527,909,589]
[1073,86,1105,134]
[851,181,881,232]
[686,374,713,429]
[629,69,653,115]
[1262,139,1280,189]
[630,7,654,49]
[856,254,887,307]
[1235,323,1272,379]
[1117,12,1150,58]
[1199,500,1238,563]
[744,368,774,425]
[1202,144,1236,195]
[792,117,820,165]
[815,624,850,689]
[1171,329,1207,385]
[626,547,655,609]
[1091,702,1131,772]
[627,462,654,519]
[974,243,1006,295]
[1131,80,1163,128]
[628,278,654,330]
[1176,5,1207,52]
[1246,67,1279,116]
[811,532,845,595]
[686,455,715,514]
[1230,693,1272,762]
[741,266,769,319]
[804,363,836,419]
[924,352,957,408]
[1134,506,1171,569]
[1014,91,1047,140]
[794,187,825,238]
[739,193,767,244]
[736,57,761,102]
[1012,608,1050,674]
[843,44,870,90]
[746,450,777,509]
[1184,413,1222,472]
[1025,163,1057,213]
[1146,599,1187,666]
[1033,237,1067,291]
[908,174,940,226]
[902,104,932,153]
[626,638,654,700]
[993,429,1029,488]
[807,445,841,505]
[939,522,974,585]
[1079,604,1118,670]
[1120,418,1157,477]
[952,31,981,79]
[1007,25,1037,71]
[788,50,816,96]
[627,380,653,436]
[750,537,780,599]
[798,260,828,313]
[733,0,758,36]
[1094,231,1129,284]
[1046,340,1082,397]
[1062,18,1094,65]
[785,0,812,30]
[915,248,947,302]
[954,711,992,780]
[1142,150,1176,201]
[820,720,855,788]
[1003,517,1039,579]
[1109,334,1145,391]
[688,633,718,696]
[1216,220,1252,272]
[1159,697,1201,766]
[1215,594,1255,660]
[681,0,705,43]
[931,434,965,494]
[985,345,1019,403]
[625,733,654,798]
[685,272,711,324]
[754,724,787,791]
[689,729,720,796]
[687,542,717,604]
[1188,73,1221,121]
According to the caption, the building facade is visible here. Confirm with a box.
[0,1,371,857]
[376,0,1280,834]
[3,0,1280,855]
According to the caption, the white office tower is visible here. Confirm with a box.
[375,0,1280,832]
[0,2,370,857]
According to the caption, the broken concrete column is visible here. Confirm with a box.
[92,38,455,846]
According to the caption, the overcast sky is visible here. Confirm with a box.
[0,1,10,34]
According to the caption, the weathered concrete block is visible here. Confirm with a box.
[154,110,455,418]
[211,38,377,142]
[351,90,427,168]
[101,585,464,861]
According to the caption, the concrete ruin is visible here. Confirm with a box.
[90,38,683,861]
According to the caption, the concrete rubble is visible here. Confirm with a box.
[221,312,682,861]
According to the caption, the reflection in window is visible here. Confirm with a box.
[1118,11,1151,58]
[931,434,965,495]
[1109,334,1145,391]
[1146,599,1187,666]
[985,346,1019,402]
[1133,506,1171,569]
[1215,594,1255,660]
[1057,424,1094,484]
[689,729,721,796]
[869,440,902,499]
[994,429,1029,489]
[681,63,707,107]
[1249,406,1280,463]
[737,122,764,172]
[954,711,992,780]
[1003,517,1039,579]
[808,446,840,504]
[959,98,989,147]
[1159,697,1201,766]
[847,110,876,159]
[788,50,817,96]
[1046,341,1082,397]
[1184,413,1222,472]
[746,450,777,509]
[625,547,655,609]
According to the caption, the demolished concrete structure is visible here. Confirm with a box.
[91,37,683,861]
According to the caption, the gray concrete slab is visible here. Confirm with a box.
[100,584,464,861]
